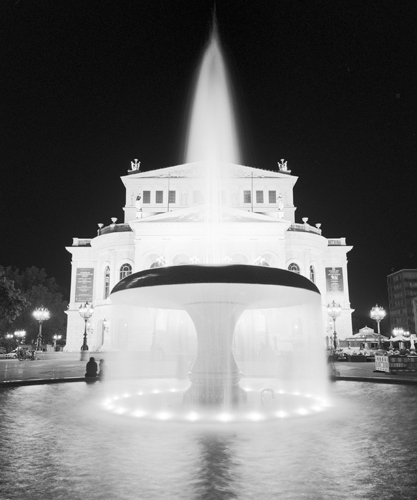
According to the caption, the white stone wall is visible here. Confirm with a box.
[65,162,353,351]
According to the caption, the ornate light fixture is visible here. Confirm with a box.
[53,334,62,349]
[370,304,386,348]
[79,302,94,357]
[33,307,50,351]
[326,301,342,350]
[14,330,26,344]
[392,327,404,337]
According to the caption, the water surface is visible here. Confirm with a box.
[1,381,416,500]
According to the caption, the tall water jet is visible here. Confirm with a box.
[185,21,241,165]
[184,20,240,263]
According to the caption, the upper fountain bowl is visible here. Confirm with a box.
[110,264,320,309]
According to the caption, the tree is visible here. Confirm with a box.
[0,272,28,330]
[0,266,68,346]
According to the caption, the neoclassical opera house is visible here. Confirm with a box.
[65,159,353,352]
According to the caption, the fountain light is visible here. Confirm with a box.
[218,413,233,422]
[79,301,94,360]
[247,412,264,422]
[186,412,199,422]
[327,301,342,350]
[132,410,146,418]
[156,412,171,420]
[275,411,287,418]
[33,307,50,351]
[370,304,386,348]
[311,405,323,412]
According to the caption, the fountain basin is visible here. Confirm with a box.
[110,265,321,405]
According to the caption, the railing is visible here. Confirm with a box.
[99,223,133,235]
[328,238,346,246]
[288,223,322,235]
[72,238,92,247]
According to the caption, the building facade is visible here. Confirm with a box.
[65,161,353,352]
[387,269,417,335]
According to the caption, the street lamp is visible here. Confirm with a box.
[33,307,50,351]
[5,333,14,351]
[370,304,386,348]
[392,327,404,337]
[79,302,94,360]
[327,301,342,350]
[53,334,62,350]
[14,330,26,345]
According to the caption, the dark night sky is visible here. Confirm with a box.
[1,0,416,332]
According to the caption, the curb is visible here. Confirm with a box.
[0,377,86,387]
[335,375,417,385]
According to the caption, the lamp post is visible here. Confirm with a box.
[327,301,342,350]
[33,307,50,351]
[5,333,14,352]
[392,327,404,337]
[370,304,386,348]
[79,302,94,361]
[53,334,62,350]
[14,330,26,346]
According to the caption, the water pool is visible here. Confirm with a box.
[1,381,416,500]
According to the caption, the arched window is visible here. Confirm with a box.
[309,265,315,283]
[288,263,300,274]
[120,263,132,281]
[150,256,166,268]
[103,266,110,299]
[254,256,270,267]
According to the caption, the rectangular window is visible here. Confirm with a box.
[143,191,151,204]
[269,190,276,203]
[168,191,176,204]
[156,191,163,203]
[243,190,251,203]
[256,191,264,203]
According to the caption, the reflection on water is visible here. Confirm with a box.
[194,433,240,500]
[1,382,417,500]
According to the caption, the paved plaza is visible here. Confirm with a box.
[1,353,417,386]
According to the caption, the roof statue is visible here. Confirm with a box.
[130,159,141,172]
[277,159,291,173]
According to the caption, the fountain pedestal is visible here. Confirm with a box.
[183,302,247,405]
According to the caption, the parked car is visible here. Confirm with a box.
[4,351,17,359]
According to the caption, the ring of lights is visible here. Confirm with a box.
[102,387,329,423]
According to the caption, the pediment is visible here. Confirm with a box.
[123,161,297,180]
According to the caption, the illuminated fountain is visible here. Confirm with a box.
[106,20,328,421]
